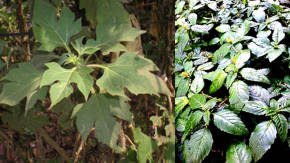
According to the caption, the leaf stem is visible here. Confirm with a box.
[87,64,105,69]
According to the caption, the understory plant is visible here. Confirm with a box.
[175,0,289,162]
[0,0,174,162]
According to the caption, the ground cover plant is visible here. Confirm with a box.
[0,0,174,162]
[175,0,290,162]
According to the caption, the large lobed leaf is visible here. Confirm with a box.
[133,128,158,163]
[40,62,94,107]
[0,63,42,106]
[33,0,81,51]
[96,52,171,98]
[75,94,131,150]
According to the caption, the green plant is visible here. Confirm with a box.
[0,0,173,162]
[175,0,289,162]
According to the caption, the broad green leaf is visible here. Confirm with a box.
[229,81,249,106]
[216,24,231,33]
[184,128,213,163]
[252,8,265,23]
[213,43,232,63]
[182,110,203,142]
[33,0,81,51]
[203,110,211,125]
[133,127,158,163]
[175,97,189,116]
[96,52,168,97]
[176,77,190,97]
[2,105,49,133]
[248,85,270,104]
[225,72,237,89]
[226,142,252,163]
[273,114,288,142]
[249,121,277,162]
[189,94,207,109]
[75,94,123,150]
[240,68,270,84]
[188,13,197,25]
[209,69,227,94]
[0,63,41,106]
[71,37,100,56]
[191,24,214,33]
[257,30,271,38]
[191,74,204,93]
[214,109,248,135]
[25,87,48,114]
[204,98,217,110]
[247,42,269,57]
[235,50,250,69]
[243,101,268,115]
[209,37,220,45]
[40,62,94,107]
[95,24,145,55]
[53,98,74,130]
[272,24,285,43]
[267,47,285,62]
[79,0,98,27]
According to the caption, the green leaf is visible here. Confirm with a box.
[96,52,168,97]
[209,69,227,94]
[252,8,265,23]
[71,37,100,56]
[189,94,207,109]
[191,74,204,93]
[176,77,190,97]
[40,62,93,107]
[175,97,189,116]
[267,47,285,62]
[225,72,237,88]
[216,24,231,33]
[0,63,42,106]
[273,114,288,142]
[25,87,48,114]
[184,128,213,163]
[213,43,232,63]
[204,98,217,110]
[33,0,81,51]
[191,24,214,33]
[235,50,251,69]
[188,13,197,25]
[2,105,49,133]
[182,110,203,142]
[79,0,98,27]
[214,109,248,135]
[75,94,124,150]
[248,85,270,104]
[226,142,252,163]
[243,101,268,115]
[203,110,211,125]
[133,127,158,163]
[209,37,220,45]
[272,24,285,43]
[249,121,277,162]
[96,24,145,55]
[240,68,270,84]
[53,98,74,130]
[229,81,249,106]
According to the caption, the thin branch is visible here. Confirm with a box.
[38,128,71,163]
[73,139,84,163]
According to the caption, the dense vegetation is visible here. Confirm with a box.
[0,0,174,162]
[175,0,290,162]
